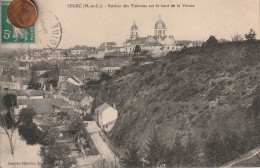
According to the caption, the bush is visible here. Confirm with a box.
[100,72,111,81]
[245,29,256,41]
[18,123,44,145]
[205,35,218,47]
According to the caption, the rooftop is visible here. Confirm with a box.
[18,99,55,114]
[95,103,115,112]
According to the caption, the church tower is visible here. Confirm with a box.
[154,15,167,37]
[130,21,139,40]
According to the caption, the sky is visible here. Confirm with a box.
[0,0,259,49]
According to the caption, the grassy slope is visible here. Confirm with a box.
[85,41,260,165]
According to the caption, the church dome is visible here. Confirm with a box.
[154,16,166,29]
[131,21,138,30]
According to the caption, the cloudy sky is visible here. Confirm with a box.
[0,0,259,49]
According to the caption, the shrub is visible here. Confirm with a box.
[245,29,256,41]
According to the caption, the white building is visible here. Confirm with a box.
[95,103,118,132]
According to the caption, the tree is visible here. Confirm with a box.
[204,132,226,166]
[146,129,165,166]
[165,133,184,167]
[17,108,44,145]
[69,118,85,132]
[18,107,36,125]
[18,123,44,145]
[40,143,77,168]
[121,141,142,167]
[41,123,60,145]
[99,72,111,81]
[134,45,141,54]
[181,134,199,166]
[245,29,256,41]
[232,34,244,41]
[205,35,218,47]
[218,38,228,43]
[28,79,41,90]
[3,94,17,109]
[0,93,18,155]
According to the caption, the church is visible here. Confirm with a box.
[123,15,178,56]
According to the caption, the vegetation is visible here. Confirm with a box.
[40,143,77,168]
[245,29,256,41]
[204,35,218,46]
[84,72,111,88]
[84,40,260,166]
[0,95,44,154]
[145,129,165,166]
[121,141,142,167]
[0,94,18,155]
[232,34,244,41]
[100,72,111,81]
[134,45,142,54]
[18,108,45,145]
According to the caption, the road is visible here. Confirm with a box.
[221,147,260,167]
[84,121,119,166]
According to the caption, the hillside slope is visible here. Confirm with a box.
[84,41,260,166]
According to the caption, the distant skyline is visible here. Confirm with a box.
[0,0,259,49]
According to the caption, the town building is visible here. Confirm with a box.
[99,42,117,52]
[123,15,177,56]
[94,103,118,132]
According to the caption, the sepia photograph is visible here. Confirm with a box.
[0,0,259,167]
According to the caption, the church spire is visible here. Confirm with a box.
[130,20,138,40]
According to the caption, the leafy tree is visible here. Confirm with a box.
[18,123,44,145]
[0,93,18,155]
[245,29,256,41]
[3,94,17,109]
[232,34,244,41]
[121,141,142,167]
[42,124,59,145]
[182,134,199,166]
[18,107,36,125]
[17,107,44,145]
[204,132,226,166]
[146,129,165,166]
[165,133,184,167]
[69,118,85,132]
[252,88,260,114]
[99,72,111,81]
[28,79,41,90]
[40,143,77,168]
[134,45,142,54]
[205,35,218,47]
[218,38,228,43]
[0,105,38,155]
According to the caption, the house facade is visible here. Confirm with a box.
[95,103,118,132]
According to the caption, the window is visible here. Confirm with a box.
[163,30,165,34]
[158,30,161,34]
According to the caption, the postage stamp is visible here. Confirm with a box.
[1,1,35,43]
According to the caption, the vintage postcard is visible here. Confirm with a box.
[0,0,259,167]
